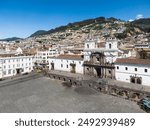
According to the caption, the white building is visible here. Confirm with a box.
[0,56,33,79]
[134,43,150,49]
[104,38,121,63]
[84,38,122,63]
[34,47,59,67]
[48,54,84,74]
[16,47,23,55]
[115,58,150,86]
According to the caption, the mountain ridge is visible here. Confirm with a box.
[0,37,23,42]
[30,17,124,37]
[29,17,150,38]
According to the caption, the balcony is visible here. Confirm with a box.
[83,61,115,68]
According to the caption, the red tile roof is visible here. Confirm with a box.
[115,58,150,65]
[56,54,83,60]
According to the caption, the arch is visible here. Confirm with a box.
[131,93,140,101]
[130,77,135,83]
[137,78,142,84]
[97,87,102,92]
[73,82,77,85]
[111,88,117,95]
[117,90,124,96]
[122,90,129,98]
[95,68,101,77]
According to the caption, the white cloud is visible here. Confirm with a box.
[129,19,134,22]
[136,14,144,20]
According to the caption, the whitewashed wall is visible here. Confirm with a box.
[84,41,96,49]
[0,56,33,79]
[49,58,84,74]
[105,40,118,50]
[115,64,150,86]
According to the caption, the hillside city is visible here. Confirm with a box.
[0,17,150,112]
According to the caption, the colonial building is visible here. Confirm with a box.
[115,58,150,86]
[34,47,59,68]
[83,38,122,78]
[0,56,33,79]
[48,54,84,74]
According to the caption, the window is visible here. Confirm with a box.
[109,44,112,49]
[8,70,11,74]
[117,66,119,69]
[125,67,128,70]
[3,71,6,75]
[79,61,81,64]
[87,44,89,48]
[61,64,63,68]
[66,65,68,68]
[135,68,137,71]
[13,70,15,74]
[3,65,6,69]
[145,69,148,73]
[109,70,111,74]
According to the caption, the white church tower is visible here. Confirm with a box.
[105,37,120,63]
[105,37,118,50]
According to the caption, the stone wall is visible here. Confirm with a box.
[46,72,150,102]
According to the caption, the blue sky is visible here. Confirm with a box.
[0,0,150,38]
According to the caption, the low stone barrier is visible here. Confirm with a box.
[46,72,150,102]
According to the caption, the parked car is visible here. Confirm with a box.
[137,97,150,112]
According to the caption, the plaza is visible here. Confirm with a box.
[0,74,143,113]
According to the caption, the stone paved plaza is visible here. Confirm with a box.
[0,76,144,113]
